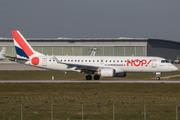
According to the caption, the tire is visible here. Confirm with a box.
[156,77,160,80]
[86,75,92,80]
[94,75,100,80]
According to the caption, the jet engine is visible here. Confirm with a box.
[115,72,127,77]
[98,69,115,77]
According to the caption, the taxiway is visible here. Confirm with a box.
[0,80,180,83]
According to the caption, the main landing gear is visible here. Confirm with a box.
[156,72,161,80]
[86,75,100,80]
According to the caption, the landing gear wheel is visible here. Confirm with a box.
[86,75,92,80]
[156,77,160,80]
[94,75,100,80]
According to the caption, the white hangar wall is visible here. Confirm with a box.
[0,38,148,62]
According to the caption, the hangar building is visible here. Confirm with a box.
[0,37,180,63]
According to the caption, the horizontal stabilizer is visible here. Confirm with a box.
[5,55,29,62]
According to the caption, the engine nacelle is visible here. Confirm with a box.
[115,72,127,77]
[98,69,115,77]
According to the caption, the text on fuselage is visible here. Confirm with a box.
[127,59,152,67]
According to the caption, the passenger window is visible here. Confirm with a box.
[109,60,111,62]
[85,60,87,62]
[75,60,77,62]
[106,60,107,62]
[68,60,70,62]
[78,60,80,62]
[113,60,115,62]
[82,60,83,62]
[117,60,119,62]
[71,60,73,62]
[64,60,66,62]
[97,60,99,62]
[93,60,95,62]
[89,60,91,62]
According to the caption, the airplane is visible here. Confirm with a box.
[89,48,97,56]
[0,47,6,61]
[6,30,178,80]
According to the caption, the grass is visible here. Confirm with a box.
[0,70,180,80]
[0,83,180,119]
[0,71,180,119]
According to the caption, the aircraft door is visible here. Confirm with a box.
[42,58,47,66]
[152,59,156,68]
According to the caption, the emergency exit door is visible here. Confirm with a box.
[42,58,47,66]
[152,59,156,68]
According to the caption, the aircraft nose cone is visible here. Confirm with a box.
[172,65,178,71]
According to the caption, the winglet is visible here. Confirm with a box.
[53,55,66,64]
[1,47,6,55]
[0,47,6,60]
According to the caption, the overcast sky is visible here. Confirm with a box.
[0,0,180,41]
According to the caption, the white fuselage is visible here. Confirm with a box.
[19,56,178,73]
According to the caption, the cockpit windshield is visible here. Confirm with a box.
[161,60,171,63]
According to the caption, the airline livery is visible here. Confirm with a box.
[5,30,178,80]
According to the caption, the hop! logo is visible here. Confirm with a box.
[127,59,152,67]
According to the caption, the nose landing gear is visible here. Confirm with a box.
[156,72,161,80]
[86,75,100,80]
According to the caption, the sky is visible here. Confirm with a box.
[0,0,180,41]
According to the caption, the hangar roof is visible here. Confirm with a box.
[0,37,148,41]
[0,37,179,44]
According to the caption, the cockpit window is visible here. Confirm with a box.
[161,60,165,63]
[165,60,171,63]
[161,60,171,63]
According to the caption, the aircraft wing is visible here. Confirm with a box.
[53,55,107,71]
[66,63,102,71]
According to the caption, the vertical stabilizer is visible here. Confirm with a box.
[12,30,44,59]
